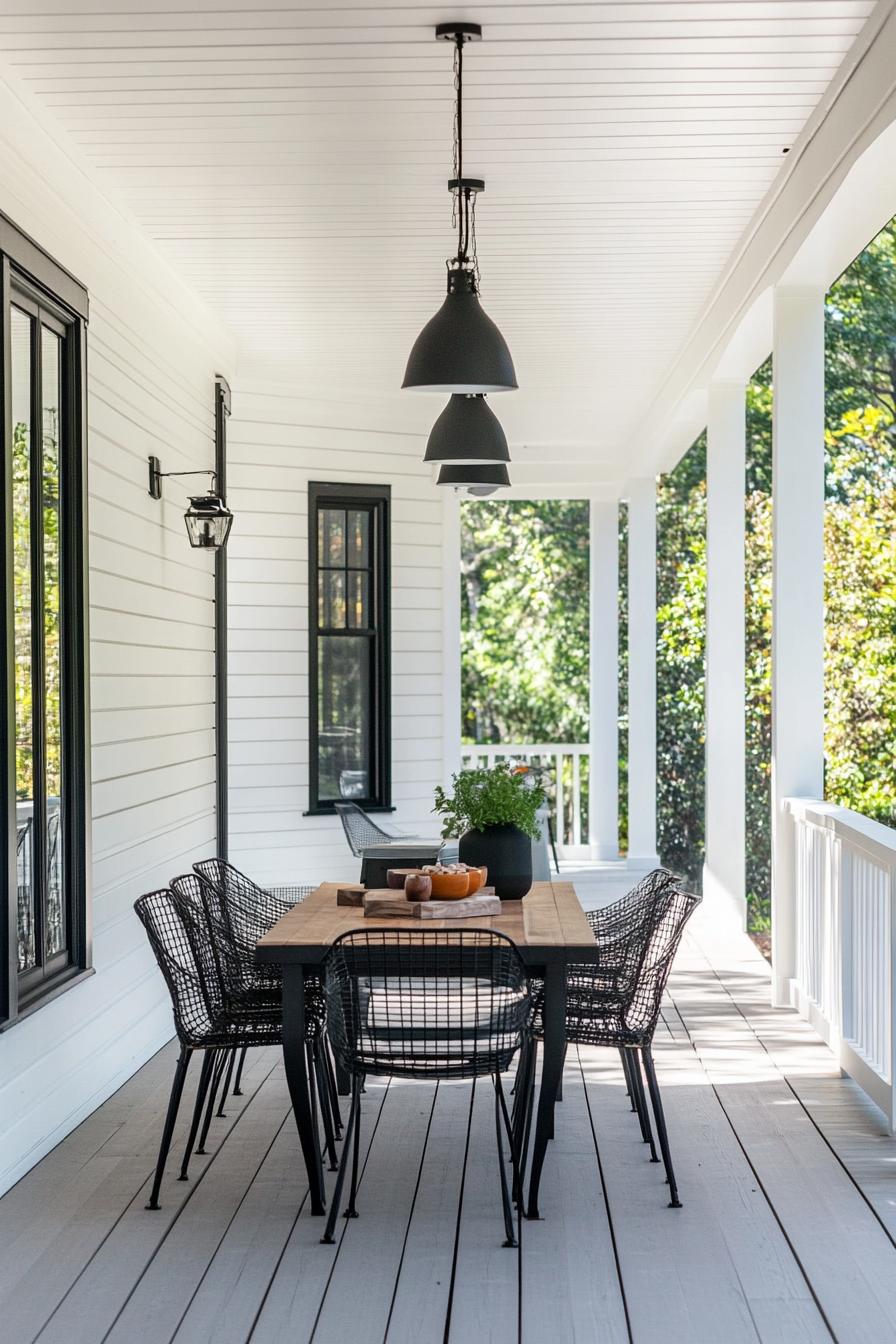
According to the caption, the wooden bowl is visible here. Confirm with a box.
[464,867,485,896]
[429,871,470,900]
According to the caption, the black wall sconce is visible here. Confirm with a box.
[147,455,234,550]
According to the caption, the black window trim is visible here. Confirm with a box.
[0,211,91,1029]
[307,481,391,816]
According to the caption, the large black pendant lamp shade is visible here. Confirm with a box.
[403,22,516,396]
[403,267,516,393]
[424,393,509,465]
[437,463,510,495]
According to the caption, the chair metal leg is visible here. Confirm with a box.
[629,1049,659,1162]
[519,1036,537,1193]
[179,1049,215,1181]
[196,1048,228,1155]
[619,1047,637,1110]
[323,1039,343,1137]
[232,1045,248,1096]
[313,1037,339,1171]
[344,1073,363,1220]
[322,1075,361,1245]
[146,1047,190,1210]
[216,1048,237,1118]
[494,1073,519,1248]
[641,1047,681,1208]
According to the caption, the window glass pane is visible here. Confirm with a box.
[319,570,345,628]
[318,508,345,566]
[12,307,35,973]
[317,636,370,802]
[42,327,64,959]
[347,510,369,567]
[347,571,369,629]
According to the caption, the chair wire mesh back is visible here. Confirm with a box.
[565,886,702,1047]
[325,929,530,1081]
[134,888,224,1046]
[333,802,393,857]
[189,860,312,997]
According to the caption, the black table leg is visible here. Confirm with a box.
[282,963,326,1215]
[526,961,567,1219]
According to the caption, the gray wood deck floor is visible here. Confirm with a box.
[4,906,896,1344]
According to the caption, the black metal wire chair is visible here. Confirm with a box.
[135,887,285,1211]
[530,884,701,1208]
[173,870,342,1173]
[321,928,531,1247]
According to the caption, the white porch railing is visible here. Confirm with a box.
[786,797,896,1128]
[459,744,591,859]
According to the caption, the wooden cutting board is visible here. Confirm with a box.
[362,891,502,920]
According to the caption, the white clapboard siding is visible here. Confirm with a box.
[0,75,232,1196]
[227,383,446,887]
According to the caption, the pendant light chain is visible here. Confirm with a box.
[451,39,460,238]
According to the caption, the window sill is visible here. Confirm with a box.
[1,965,95,1032]
[303,805,396,817]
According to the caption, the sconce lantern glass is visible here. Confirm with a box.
[184,492,233,549]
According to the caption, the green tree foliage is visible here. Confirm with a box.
[461,218,896,933]
[460,499,589,744]
[655,436,706,885]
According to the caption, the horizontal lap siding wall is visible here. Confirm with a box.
[0,80,230,1194]
[227,385,445,887]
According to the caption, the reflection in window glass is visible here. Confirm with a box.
[317,637,370,801]
[347,510,369,567]
[42,327,64,959]
[347,571,368,629]
[319,509,345,566]
[12,307,35,973]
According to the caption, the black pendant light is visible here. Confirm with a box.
[436,463,510,496]
[402,22,517,394]
[424,393,509,465]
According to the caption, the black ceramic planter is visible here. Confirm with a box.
[458,824,532,900]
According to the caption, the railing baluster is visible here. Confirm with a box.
[555,752,565,850]
[572,750,581,849]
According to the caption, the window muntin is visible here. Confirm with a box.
[309,485,390,813]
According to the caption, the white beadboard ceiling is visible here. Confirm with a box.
[0,1,877,464]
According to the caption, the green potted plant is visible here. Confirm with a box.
[433,762,545,900]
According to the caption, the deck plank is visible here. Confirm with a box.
[670,936,896,1344]
[521,1051,629,1344]
[582,1040,832,1344]
[385,1079,474,1344]
[250,1077,391,1344]
[312,1078,438,1344]
[446,1074,519,1344]
[102,1066,294,1344]
[3,1045,276,1344]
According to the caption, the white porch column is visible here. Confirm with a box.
[441,491,462,786]
[627,479,659,868]
[704,381,747,927]
[771,287,825,1004]
[588,497,620,860]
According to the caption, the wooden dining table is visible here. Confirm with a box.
[256,878,599,1219]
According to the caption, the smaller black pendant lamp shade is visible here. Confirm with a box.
[437,462,510,494]
[403,266,517,394]
[424,393,509,465]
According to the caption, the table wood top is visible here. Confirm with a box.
[256,880,598,967]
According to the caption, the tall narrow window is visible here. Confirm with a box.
[2,225,88,1024]
[308,483,390,813]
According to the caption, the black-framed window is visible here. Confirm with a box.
[1,217,89,1026]
[308,482,390,814]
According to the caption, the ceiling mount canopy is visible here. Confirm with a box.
[402,21,517,396]
[424,394,509,465]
